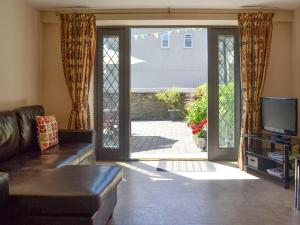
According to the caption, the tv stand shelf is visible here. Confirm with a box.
[246,149,286,164]
[244,134,300,189]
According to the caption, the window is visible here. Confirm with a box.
[160,33,169,48]
[184,34,192,48]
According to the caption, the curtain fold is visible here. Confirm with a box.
[60,13,96,129]
[238,12,274,170]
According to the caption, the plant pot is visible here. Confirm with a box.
[193,136,207,151]
[168,109,181,121]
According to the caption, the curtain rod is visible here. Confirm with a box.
[54,8,279,16]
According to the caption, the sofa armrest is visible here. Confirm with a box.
[0,173,8,206]
[58,129,95,144]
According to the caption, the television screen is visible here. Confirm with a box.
[261,97,297,136]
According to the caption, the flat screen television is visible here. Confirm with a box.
[261,97,298,137]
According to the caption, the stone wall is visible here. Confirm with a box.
[131,92,191,121]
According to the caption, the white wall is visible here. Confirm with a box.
[263,22,293,97]
[131,28,208,89]
[0,0,42,110]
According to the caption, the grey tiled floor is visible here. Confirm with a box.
[130,121,208,159]
[107,161,300,225]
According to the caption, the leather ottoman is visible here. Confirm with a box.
[6,165,122,225]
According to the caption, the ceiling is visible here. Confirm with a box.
[27,0,300,10]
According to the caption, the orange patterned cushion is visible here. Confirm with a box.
[36,115,59,151]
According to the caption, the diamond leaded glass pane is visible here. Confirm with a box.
[218,35,235,148]
[103,36,120,149]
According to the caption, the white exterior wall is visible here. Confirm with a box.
[131,28,208,90]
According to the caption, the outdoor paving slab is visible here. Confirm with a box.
[130,121,207,159]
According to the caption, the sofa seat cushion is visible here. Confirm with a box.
[0,151,79,173]
[9,165,122,215]
[42,143,94,162]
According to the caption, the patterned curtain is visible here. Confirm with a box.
[238,12,274,170]
[60,13,96,129]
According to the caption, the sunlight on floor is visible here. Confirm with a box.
[118,161,259,181]
[117,162,164,178]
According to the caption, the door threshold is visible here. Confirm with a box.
[130,154,208,161]
[130,158,208,161]
[130,152,208,160]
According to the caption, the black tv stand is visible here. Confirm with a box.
[244,133,300,189]
[269,135,291,144]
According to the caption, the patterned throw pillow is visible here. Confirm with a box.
[36,115,59,151]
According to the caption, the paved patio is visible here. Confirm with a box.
[130,121,208,159]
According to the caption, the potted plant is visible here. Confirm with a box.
[185,84,208,150]
[185,84,207,126]
[155,87,182,121]
[191,118,207,151]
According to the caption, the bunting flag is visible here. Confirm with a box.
[132,28,204,40]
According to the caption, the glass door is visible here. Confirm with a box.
[207,28,241,161]
[95,28,130,160]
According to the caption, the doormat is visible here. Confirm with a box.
[157,160,216,172]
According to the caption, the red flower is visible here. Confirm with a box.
[191,118,207,135]
[190,123,198,129]
[192,127,201,134]
[200,118,207,126]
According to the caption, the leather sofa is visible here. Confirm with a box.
[0,173,8,206]
[0,105,95,173]
[0,105,122,225]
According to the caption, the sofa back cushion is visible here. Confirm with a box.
[14,105,44,152]
[0,111,19,161]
